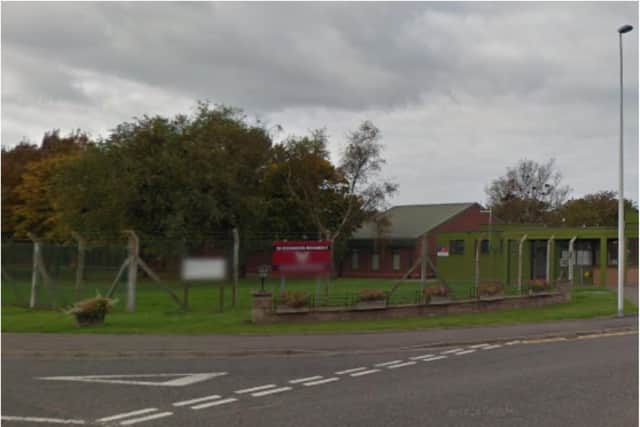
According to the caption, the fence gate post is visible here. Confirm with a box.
[518,234,528,294]
[232,227,239,308]
[30,239,40,308]
[124,230,140,313]
[71,231,87,300]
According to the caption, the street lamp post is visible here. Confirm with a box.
[617,24,633,317]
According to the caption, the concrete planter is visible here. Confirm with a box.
[353,300,387,310]
[73,312,106,327]
[429,296,451,304]
[479,293,505,301]
[275,306,311,314]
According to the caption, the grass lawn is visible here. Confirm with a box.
[1,277,637,335]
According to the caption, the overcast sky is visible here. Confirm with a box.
[2,2,638,206]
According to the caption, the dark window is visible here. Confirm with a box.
[450,240,465,255]
[351,251,359,270]
[392,252,401,271]
[608,239,619,266]
[371,253,380,271]
[628,238,638,266]
[477,240,490,254]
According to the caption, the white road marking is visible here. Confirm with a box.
[39,372,226,387]
[335,367,368,375]
[303,377,340,386]
[374,360,403,367]
[119,412,173,426]
[234,384,276,394]
[409,354,435,360]
[386,361,417,369]
[440,348,464,354]
[251,386,292,397]
[469,343,491,349]
[482,344,503,350]
[97,408,158,423]
[173,394,221,407]
[191,398,238,410]
[350,369,381,377]
[505,340,521,345]
[289,376,323,384]
[454,349,476,355]
[421,356,447,362]
[1,416,85,425]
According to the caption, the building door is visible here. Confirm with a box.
[530,240,547,279]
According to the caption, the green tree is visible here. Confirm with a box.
[486,158,571,224]
[283,121,397,274]
[553,191,637,227]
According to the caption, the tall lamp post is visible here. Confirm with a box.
[617,24,633,317]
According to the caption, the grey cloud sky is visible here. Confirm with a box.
[2,1,638,206]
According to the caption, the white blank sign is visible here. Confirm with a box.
[181,258,227,281]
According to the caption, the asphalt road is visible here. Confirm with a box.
[2,332,638,427]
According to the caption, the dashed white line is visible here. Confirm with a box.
[289,376,323,384]
[441,348,464,354]
[505,340,521,346]
[191,398,238,410]
[234,384,276,394]
[335,367,368,375]
[482,344,503,350]
[386,361,417,369]
[119,412,173,426]
[1,416,85,425]
[469,343,491,349]
[251,386,292,397]
[374,360,403,367]
[303,377,340,386]
[454,349,476,356]
[97,408,158,423]
[350,369,380,377]
[173,394,221,407]
[421,356,447,362]
[409,354,435,360]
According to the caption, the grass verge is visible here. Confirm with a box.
[2,282,636,335]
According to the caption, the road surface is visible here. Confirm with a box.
[2,332,637,426]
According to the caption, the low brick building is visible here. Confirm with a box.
[340,203,493,279]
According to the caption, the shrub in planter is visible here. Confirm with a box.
[528,279,551,293]
[357,288,388,302]
[423,284,451,303]
[478,282,504,298]
[66,294,117,327]
[278,291,310,308]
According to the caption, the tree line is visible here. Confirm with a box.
[2,102,635,251]
[1,103,396,257]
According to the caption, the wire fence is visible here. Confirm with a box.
[1,236,563,313]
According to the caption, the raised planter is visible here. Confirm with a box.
[479,293,505,301]
[353,300,387,310]
[275,306,311,314]
[429,296,451,304]
[73,312,106,327]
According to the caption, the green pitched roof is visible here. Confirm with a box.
[352,203,478,239]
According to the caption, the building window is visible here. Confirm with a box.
[351,251,359,270]
[608,239,619,266]
[371,253,380,271]
[392,252,401,271]
[629,238,638,266]
[450,240,465,255]
[476,240,490,254]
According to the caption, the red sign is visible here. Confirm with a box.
[272,241,331,275]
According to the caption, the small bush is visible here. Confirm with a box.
[357,288,388,302]
[66,294,117,326]
[478,282,504,296]
[279,291,310,308]
[424,284,450,298]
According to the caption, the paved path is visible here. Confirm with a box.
[3,316,637,359]
[2,332,637,426]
